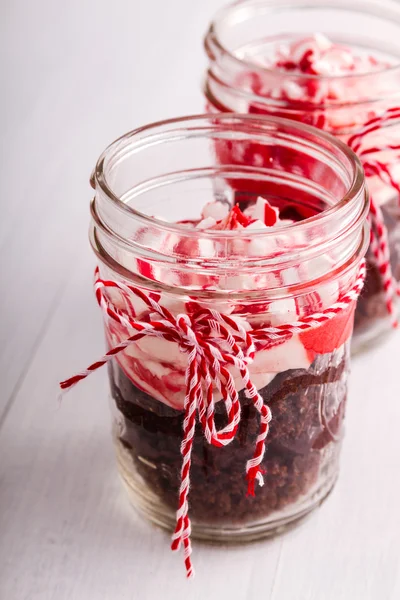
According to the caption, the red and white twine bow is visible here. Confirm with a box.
[60,261,366,578]
[348,107,400,326]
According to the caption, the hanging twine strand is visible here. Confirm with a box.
[348,107,400,326]
[60,260,365,578]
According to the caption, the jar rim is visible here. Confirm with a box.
[93,112,365,241]
[204,0,400,84]
[90,209,370,300]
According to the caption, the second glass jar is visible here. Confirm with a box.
[204,0,400,349]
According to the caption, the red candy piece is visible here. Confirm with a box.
[213,205,252,230]
[263,199,278,226]
[299,302,356,356]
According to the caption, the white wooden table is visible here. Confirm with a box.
[2,1,400,598]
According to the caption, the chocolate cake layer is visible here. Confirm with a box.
[109,351,348,525]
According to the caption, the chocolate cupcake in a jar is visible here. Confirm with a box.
[61,114,368,577]
[204,0,400,349]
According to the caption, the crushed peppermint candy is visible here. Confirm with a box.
[270,34,385,77]
[247,196,280,226]
[237,33,393,113]
[191,198,286,231]
[201,200,230,221]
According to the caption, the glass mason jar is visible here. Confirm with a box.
[89,114,368,547]
[204,0,400,350]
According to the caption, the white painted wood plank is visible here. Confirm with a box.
[0,0,227,416]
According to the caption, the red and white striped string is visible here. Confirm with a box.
[348,107,400,327]
[60,260,366,578]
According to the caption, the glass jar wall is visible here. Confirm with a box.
[89,114,368,543]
